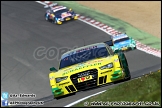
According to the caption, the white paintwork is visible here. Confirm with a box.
[64,90,106,107]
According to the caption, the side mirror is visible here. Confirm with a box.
[50,67,58,72]
[104,40,113,46]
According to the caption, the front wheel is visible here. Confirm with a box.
[45,14,49,21]
[54,97,60,100]
[45,17,48,21]
[118,52,131,80]
[51,18,57,24]
[127,75,131,80]
[124,73,131,81]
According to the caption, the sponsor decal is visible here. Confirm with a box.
[62,62,102,76]
[78,71,90,78]
[61,12,71,18]
[76,46,97,53]
[87,59,103,64]
[63,67,72,72]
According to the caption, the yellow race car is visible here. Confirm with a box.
[49,43,131,99]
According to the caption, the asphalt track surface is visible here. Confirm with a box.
[1,1,161,107]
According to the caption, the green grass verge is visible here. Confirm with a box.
[73,69,161,107]
[53,1,161,50]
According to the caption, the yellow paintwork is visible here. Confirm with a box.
[49,72,57,88]
[49,55,125,95]
[65,17,71,21]
[49,54,125,97]
[57,20,62,25]
[51,14,55,18]
[74,16,78,19]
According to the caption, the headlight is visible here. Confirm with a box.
[55,76,68,83]
[99,63,113,70]
[130,43,135,47]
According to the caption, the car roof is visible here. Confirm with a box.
[61,43,107,59]
[112,33,128,41]
[51,6,67,12]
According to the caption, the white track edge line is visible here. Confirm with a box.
[64,90,106,107]
[35,1,47,5]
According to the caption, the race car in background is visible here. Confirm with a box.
[49,42,131,99]
[44,4,78,25]
[104,33,136,53]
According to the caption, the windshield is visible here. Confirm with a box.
[114,37,129,44]
[54,9,69,15]
[59,44,110,69]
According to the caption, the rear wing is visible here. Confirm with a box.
[104,40,113,46]
[44,3,58,9]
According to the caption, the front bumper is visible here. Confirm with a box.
[51,87,64,97]
[73,15,78,19]
[52,68,127,98]
[70,69,98,91]
[52,69,98,98]
[56,16,78,24]
[114,46,136,53]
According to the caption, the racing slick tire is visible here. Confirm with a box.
[118,52,131,81]
[51,20,55,24]
[45,17,48,21]
[51,18,57,24]
[44,14,48,21]
[54,97,60,100]
[45,13,49,21]
[113,52,131,84]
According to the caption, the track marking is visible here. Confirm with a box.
[64,90,106,107]
[13,56,47,80]
[35,1,47,5]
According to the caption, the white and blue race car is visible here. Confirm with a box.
[105,33,136,53]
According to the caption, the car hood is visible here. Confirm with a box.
[56,12,72,18]
[53,56,116,77]
[114,40,131,48]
